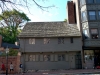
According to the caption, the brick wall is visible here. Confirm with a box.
[0,55,20,74]
[67,1,76,24]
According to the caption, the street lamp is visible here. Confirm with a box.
[5,47,9,75]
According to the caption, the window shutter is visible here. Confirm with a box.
[50,54,54,61]
[40,55,43,61]
[55,54,58,61]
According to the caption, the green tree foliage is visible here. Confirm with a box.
[0,48,18,56]
[0,27,21,43]
[8,49,18,56]
[0,9,30,43]
[64,19,67,22]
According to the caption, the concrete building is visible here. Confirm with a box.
[73,0,100,69]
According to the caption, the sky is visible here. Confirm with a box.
[21,0,69,22]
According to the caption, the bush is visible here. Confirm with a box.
[0,48,18,56]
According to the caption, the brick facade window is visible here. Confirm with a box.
[87,0,94,4]
[91,28,98,39]
[88,11,96,20]
[96,0,100,3]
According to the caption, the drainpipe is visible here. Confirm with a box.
[23,37,26,72]
[81,49,84,69]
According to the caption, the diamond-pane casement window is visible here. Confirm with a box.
[44,55,50,61]
[58,54,65,61]
[44,38,50,44]
[29,55,33,61]
[29,38,35,44]
[58,37,64,44]
[29,55,36,61]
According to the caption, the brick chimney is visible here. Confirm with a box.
[0,35,2,47]
[67,1,76,24]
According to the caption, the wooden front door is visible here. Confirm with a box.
[69,55,75,69]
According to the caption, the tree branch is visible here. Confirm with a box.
[0,0,55,12]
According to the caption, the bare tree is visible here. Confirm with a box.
[0,0,55,12]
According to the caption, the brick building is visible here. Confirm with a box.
[0,35,20,73]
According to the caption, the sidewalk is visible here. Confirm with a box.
[0,69,100,75]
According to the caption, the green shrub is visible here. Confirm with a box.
[0,48,18,56]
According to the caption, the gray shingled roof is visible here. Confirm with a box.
[18,22,81,37]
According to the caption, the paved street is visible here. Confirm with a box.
[0,69,100,75]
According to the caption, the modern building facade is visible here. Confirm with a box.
[18,22,82,71]
[73,0,100,69]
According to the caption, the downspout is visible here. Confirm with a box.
[23,37,26,72]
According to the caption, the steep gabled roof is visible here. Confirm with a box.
[18,22,81,37]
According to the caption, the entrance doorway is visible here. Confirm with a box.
[94,50,100,68]
[84,50,94,68]
[69,55,75,69]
